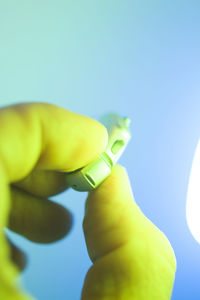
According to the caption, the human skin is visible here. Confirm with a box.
[0,102,176,300]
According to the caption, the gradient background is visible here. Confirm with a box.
[0,1,200,299]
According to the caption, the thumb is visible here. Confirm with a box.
[83,164,141,263]
[81,164,176,300]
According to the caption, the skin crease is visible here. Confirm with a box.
[0,102,176,300]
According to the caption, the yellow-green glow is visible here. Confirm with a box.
[186,139,200,244]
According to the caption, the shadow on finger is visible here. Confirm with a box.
[7,185,74,244]
[6,236,27,272]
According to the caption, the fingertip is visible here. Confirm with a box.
[89,164,133,203]
[111,164,128,177]
[89,118,109,156]
[53,115,109,173]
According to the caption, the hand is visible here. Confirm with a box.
[0,102,176,300]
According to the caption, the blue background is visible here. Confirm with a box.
[1,1,200,299]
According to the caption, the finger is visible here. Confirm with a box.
[6,236,27,272]
[0,102,108,182]
[81,165,176,300]
[11,169,70,198]
[0,102,108,299]
[7,185,73,244]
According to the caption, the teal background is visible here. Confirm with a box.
[1,1,200,299]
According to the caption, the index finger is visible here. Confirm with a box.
[0,102,108,182]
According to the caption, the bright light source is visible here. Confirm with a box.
[186,139,200,244]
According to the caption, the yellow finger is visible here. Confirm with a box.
[0,102,108,182]
[81,165,176,300]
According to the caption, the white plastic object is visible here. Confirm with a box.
[65,113,131,192]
